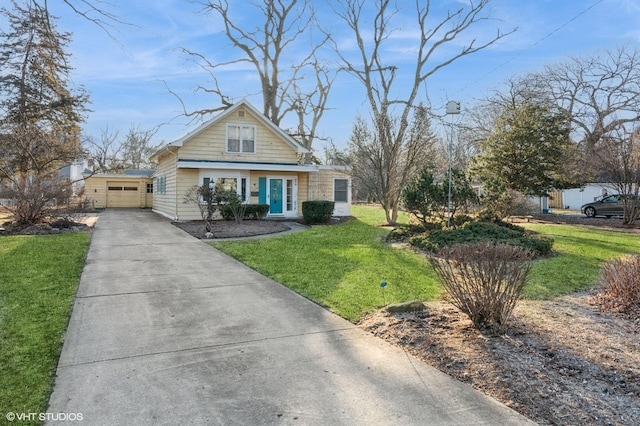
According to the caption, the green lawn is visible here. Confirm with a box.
[524,224,640,298]
[214,205,640,321]
[1,208,633,419]
[0,233,90,422]
[214,216,441,322]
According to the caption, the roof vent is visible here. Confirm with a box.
[238,110,245,118]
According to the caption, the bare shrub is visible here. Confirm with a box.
[597,255,640,316]
[429,242,534,333]
[509,190,539,216]
[0,174,73,225]
[184,184,219,233]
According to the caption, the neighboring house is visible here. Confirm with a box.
[150,99,351,221]
[59,157,94,195]
[83,169,154,209]
[561,184,616,210]
[529,184,615,211]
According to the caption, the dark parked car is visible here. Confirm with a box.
[581,194,632,218]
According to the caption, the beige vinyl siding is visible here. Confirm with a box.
[178,111,300,164]
[152,150,178,218]
[311,168,351,216]
[175,169,201,220]
[84,177,107,209]
[315,169,351,200]
[84,175,152,209]
[297,172,309,205]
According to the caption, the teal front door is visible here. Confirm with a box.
[270,179,283,214]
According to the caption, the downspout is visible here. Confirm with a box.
[169,148,179,221]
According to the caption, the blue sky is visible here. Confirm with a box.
[41,0,640,153]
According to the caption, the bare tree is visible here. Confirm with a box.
[348,116,382,203]
[591,127,640,224]
[84,124,159,172]
[516,47,640,160]
[334,0,514,224]
[0,0,88,224]
[323,141,351,166]
[287,60,336,162]
[59,0,121,32]
[84,126,121,172]
[174,0,334,159]
[349,105,438,209]
[118,125,159,170]
[458,77,528,157]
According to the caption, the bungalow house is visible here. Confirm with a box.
[60,157,94,196]
[150,99,351,221]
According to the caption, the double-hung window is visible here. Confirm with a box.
[155,176,166,194]
[227,124,256,154]
[334,179,349,203]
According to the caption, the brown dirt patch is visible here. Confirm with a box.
[359,295,640,425]
[172,220,291,239]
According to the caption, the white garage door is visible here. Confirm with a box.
[107,182,140,208]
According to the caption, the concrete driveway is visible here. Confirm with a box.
[47,209,535,425]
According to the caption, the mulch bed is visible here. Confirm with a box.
[1,219,90,235]
[171,219,291,239]
[360,296,640,425]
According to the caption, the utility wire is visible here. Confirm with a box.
[432,0,606,110]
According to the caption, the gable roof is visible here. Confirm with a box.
[155,99,309,158]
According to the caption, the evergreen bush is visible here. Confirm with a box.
[220,204,270,220]
[302,200,334,224]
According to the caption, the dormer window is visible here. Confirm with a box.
[227,124,256,154]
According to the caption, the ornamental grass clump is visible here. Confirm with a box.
[597,254,640,317]
[429,242,534,333]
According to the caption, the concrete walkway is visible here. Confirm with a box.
[47,209,535,425]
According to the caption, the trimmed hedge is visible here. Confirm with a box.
[409,220,553,256]
[302,200,335,224]
[220,204,270,220]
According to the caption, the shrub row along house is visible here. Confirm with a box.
[85,100,351,220]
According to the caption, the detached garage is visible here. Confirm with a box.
[84,171,154,209]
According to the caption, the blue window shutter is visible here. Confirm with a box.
[258,177,266,204]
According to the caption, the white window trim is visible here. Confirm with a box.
[266,176,298,218]
[333,178,350,203]
[154,176,167,195]
[225,124,257,154]
[200,171,250,204]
